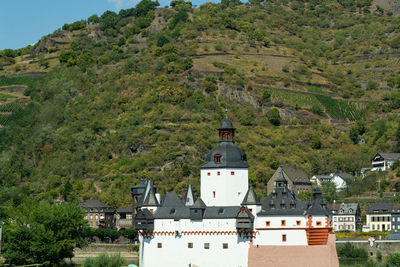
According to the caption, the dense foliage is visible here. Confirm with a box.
[1,0,400,209]
[2,199,89,266]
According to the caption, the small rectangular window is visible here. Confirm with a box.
[296,220,301,226]
[213,191,216,198]
[266,221,270,227]
[316,221,322,226]
[223,243,228,249]
[188,243,193,248]
[282,234,287,242]
[204,243,210,249]
[231,171,235,175]
[157,243,162,248]
[281,220,286,226]
[207,172,210,176]
[217,171,220,176]
[249,208,253,212]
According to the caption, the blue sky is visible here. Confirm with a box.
[0,0,211,50]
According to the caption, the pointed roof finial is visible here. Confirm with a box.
[225,107,228,119]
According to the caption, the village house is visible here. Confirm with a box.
[328,203,361,232]
[371,153,400,171]
[81,199,115,229]
[133,114,338,267]
[365,202,392,232]
[116,207,133,230]
[391,203,400,232]
[311,172,355,191]
[267,165,312,195]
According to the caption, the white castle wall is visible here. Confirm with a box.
[201,168,248,206]
[140,218,250,267]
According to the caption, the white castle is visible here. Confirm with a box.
[132,114,339,267]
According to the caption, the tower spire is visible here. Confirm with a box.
[225,107,228,119]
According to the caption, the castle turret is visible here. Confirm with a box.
[200,111,249,206]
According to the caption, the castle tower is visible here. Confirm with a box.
[200,111,249,206]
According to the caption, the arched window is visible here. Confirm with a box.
[214,154,222,163]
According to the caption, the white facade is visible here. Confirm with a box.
[201,168,248,206]
[311,173,348,191]
[332,215,356,232]
[139,218,249,267]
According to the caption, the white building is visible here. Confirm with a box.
[328,203,361,232]
[311,172,354,191]
[133,115,338,267]
[371,153,400,171]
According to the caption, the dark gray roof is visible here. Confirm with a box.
[328,203,359,215]
[142,186,159,206]
[81,200,114,212]
[117,207,132,213]
[203,206,241,219]
[280,165,310,184]
[153,206,190,219]
[138,208,154,220]
[367,202,393,214]
[258,186,306,216]
[276,171,287,183]
[374,153,400,161]
[160,192,185,207]
[192,198,207,209]
[184,185,196,206]
[219,118,234,129]
[241,186,260,205]
[153,205,242,219]
[201,141,249,169]
[305,187,331,216]
[334,172,355,180]
[137,179,154,206]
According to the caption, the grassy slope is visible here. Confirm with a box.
[1,1,400,208]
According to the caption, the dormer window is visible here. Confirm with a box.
[214,154,222,163]
[280,204,286,209]
[218,208,224,214]
[270,204,275,209]
[349,209,353,213]
[170,208,176,214]
[242,154,247,162]
[290,203,295,209]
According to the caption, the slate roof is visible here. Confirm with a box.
[201,141,249,169]
[280,165,310,184]
[367,202,393,214]
[160,192,185,207]
[328,203,359,215]
[117,207,132,213]
[81,200,114,212]
[203,206,242,219]
[241,186,260,205]
[392,203,400,213]
[219,118,234,129]
[142,186,159,206]
[305,187,331,216]
[192,198,207,209]
[375,153,400,161]
[184,184,196,206]
[258,184,307,216]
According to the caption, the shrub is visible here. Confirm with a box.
[267,108,280,126]
[83,253,125,267]
[337,242,368,259]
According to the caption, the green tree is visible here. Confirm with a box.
[297,190,313,200]
[385,253,400,267]
[3,200,89,265]
[349,126,360,144]
[267,108,280,126]
[121,228,138,242]
[321,181,337,203]
[311,135,322,149]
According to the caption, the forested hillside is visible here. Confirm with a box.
[1,0,400,208]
